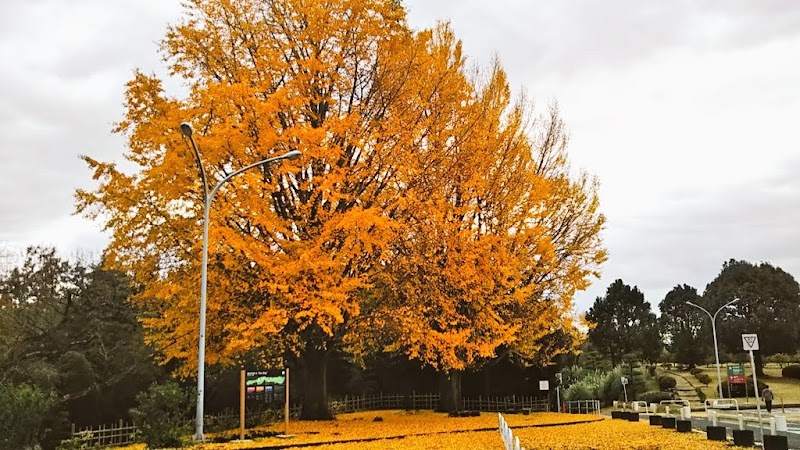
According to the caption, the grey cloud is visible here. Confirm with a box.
[0,0,181,244]
[408,0,800,80]
[575,159,800,312]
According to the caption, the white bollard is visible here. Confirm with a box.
[769,417,776,436]
[650,403,658,414]
[514,436,521,450]
[708,410,718,426]
[665,406,670,417]
[681,406,691,420]
[738,414,745,431]
[774,415,788,432]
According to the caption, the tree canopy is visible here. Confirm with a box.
[585,279,660,366]
[0,247,159,429]
[76,0,605,418]
[659,284,708,368]
[704,259,800,375]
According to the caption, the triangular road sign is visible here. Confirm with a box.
[742,334,759,351]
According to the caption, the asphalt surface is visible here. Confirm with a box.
[619,412,800,449]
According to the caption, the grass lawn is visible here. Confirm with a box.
[110,410,749,449]
[671,362,800,406]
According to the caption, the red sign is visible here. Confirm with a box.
[728,375,746,384]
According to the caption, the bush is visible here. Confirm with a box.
[646,365,656,377]
[563,370,605,402]
[719,377,768,398]
[657,375,677,390]
[130,381,193,449]
[637,390,674,404]
[695,387,707,403]
[0,382,56,450]
[782,365,800,380]
[599,368,626,405]
[689,368,702,376]
[695,373,712,385]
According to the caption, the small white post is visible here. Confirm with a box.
[514,436,521,450]
[769,417,776,436]
[774,415,788,432]
[738,414,744,431]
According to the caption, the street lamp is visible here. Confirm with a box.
[180,122,300,441]
[685,298,740,399]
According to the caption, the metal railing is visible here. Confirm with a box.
[565,400,601,415]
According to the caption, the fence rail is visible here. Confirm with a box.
[565,400,601,415]
[70,421,137,448]
[70,393,551,447]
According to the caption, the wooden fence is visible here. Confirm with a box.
[70,393,550,447]
[69,421,137,448]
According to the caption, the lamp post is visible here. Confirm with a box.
[685,298,740,399]
[180,122,300,441]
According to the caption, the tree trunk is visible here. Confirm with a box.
[755,352,764,377]
[436,370,462,412]
[299,344,333,420]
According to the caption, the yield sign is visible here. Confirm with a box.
[742,334,759,351]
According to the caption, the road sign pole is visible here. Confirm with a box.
[748,350,764,446]
[742,334,763,447]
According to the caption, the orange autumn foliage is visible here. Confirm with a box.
[76,0,604,385]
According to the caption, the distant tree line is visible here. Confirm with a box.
[584,259,800,377]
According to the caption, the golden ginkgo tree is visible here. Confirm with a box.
[77,0,605,419]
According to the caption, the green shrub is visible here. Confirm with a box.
[646,365,656,377]
[689,368,702,376]
[695,387,707,403]
[657,375,677,390]
[695,373,712,385]
[782,365,800,379]
[0,382,56,450]
[563,370,605,402]
[130,381,193,449]
[637,390,674,404]
[719,377,768,398]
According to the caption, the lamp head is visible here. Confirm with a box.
[283,150,302,160]
[180,122,194,138]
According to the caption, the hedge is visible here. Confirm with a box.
[782,365,800,380]
[657,375,677,390]
[637,390,674,404]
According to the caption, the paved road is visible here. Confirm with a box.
[642,413,800,449]
[691,416,799,449]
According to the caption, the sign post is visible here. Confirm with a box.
[244,369,290,437]
[239,369,245,441]
[555,373,562,413]
[284,367,290,436]
[539,379,550,411]
[742,334,764,445]
[621,377,629,404]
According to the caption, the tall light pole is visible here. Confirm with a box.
[181,122,301,441]
[686,298,740,399]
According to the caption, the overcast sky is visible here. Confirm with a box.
[2,0,799,312]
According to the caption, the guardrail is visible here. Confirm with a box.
[704,398,739,411]
[707,410,788,433]
[659,400,692,419]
